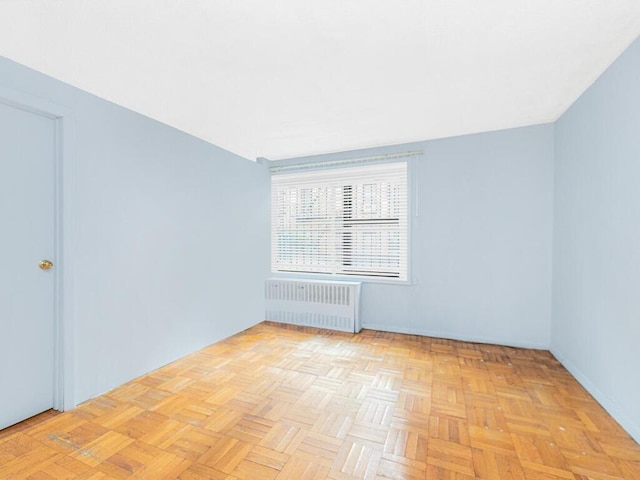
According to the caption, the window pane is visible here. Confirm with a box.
[272,162,407,281]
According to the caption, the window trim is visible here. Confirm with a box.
[269,154,418,285]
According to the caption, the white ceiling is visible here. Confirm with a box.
[1,1,639,161]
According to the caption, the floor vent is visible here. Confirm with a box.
[265,278,362,333]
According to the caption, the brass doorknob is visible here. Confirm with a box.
[39,260,54,270]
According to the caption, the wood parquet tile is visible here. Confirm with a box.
[1,321,639,479]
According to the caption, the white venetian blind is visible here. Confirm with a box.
[271,162,408,281]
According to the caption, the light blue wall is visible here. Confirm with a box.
[0,56,270,405]
[273,124,555,348]
[553,36,640,442]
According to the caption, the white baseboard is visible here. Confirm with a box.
[551,348,640,444]
[361,323,549,350]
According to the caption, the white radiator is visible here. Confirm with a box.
[265,278,362,333]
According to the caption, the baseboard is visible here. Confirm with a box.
[551,348,640,444]
[361,323,549,350]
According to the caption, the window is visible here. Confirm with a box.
[271,162,408,281]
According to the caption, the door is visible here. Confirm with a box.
[0,100,56,430]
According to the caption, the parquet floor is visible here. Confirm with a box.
[1,322,639,479]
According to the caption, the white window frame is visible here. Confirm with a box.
[270,155,416,285]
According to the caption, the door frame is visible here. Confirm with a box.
[0,85,75,412]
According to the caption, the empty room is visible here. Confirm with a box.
[1,1,639,479]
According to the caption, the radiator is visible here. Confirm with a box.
[265,278,362,333]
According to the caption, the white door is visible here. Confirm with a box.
[0,100,56,430]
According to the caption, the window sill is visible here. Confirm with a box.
[269,271,412,286]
